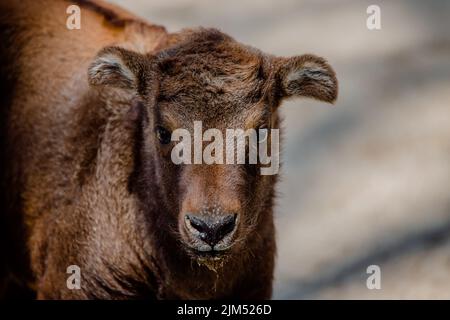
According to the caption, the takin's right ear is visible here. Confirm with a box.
[88,46,148,91]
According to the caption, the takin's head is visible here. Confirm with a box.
[88,28,337,266]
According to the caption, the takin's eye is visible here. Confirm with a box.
[155,126,172,145]
[257,124,269,143]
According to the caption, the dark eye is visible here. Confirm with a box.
[155,126,172,144]
[257,124,269,143]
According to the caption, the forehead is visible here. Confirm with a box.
[155,30,269,128]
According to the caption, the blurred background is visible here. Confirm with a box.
[110,0,450,299]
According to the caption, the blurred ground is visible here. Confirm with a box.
[110,0,450,299]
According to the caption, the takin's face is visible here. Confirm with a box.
[88,29,337,264]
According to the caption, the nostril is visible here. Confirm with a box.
[186,215,208,234]
[216,214,236,240]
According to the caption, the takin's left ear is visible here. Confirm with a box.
[274,54,338,104]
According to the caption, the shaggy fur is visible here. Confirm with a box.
[0,0,337,299]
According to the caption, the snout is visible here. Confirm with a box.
[184,213,238,253]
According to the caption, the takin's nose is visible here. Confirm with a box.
[185,213,237,248]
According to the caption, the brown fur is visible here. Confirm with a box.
[0,0,337,299]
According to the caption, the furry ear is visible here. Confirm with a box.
[276,54,338,103]
[88,46,147,91]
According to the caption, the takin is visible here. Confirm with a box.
[0,0,338,299]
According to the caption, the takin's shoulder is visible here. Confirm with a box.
[0,0,168,61]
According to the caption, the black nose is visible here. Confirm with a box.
[185,214,237,247]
